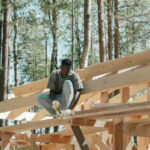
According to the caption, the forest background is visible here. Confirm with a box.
[0,0,150,130]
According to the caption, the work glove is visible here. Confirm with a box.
[61,109,72,116]
[52,100,60,115]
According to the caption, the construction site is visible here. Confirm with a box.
[1,49,150,150]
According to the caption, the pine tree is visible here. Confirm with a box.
[81,0,91,68]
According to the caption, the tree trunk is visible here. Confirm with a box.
[45,32,48,77]
[75,13,81,69]
[71,0,74,69]
[90,27,94,65]
[114,0,119,58]
[50,0,58,72]
[97,0,106,62]
[81,0,91,68]
[0,0,10,101]
[7,53,10,96]
[107,0,113,60]
[0,0,10,127]
[13,1,18,86]
[0,9,2,66]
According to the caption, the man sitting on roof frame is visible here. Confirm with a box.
[37,58,83,132]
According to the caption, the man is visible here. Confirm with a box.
[37,58,83,132]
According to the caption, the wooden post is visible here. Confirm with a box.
[113,118,123,150]
[113,87,130,150]
[1,132,13,150]
[138,84,150,149]
[101,91,109,103]
[121,87,130,102]
[122,87,132,150]
[71,125,89,150]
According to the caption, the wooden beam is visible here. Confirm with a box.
[71,118,96,126]
[10,139,29,147]
[12,49,150,97]
[0,93,38,113]
[6,106,31,120]
[31,109,48,121]
[40,143,74,150]
[74,101,150,120]
[124,123,150,137]
[15,145,39,150]
[108,120,150,137]
[15,134,72,144]
[84,133,111,150]
[1,65,150,115]
[0,118,71,132]
[1,132,13,150]
[79,49,150,81]
[109,83,148,103]
[84,93,101,110]
[121,87,131,150]
[82,64,150,94]
[2,101,150,132]
[13,78,49,97]
[130,83,148,97]
[71,126,89,150]
[123,135,132,150]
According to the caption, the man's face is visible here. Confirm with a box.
[61,65,71,77]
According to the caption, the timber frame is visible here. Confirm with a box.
[1,49,150,149]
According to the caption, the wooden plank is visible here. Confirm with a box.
[43,127,107,136]
[138,137,149,150]
[2,101,150,132]
[31,109,48,121]
[85,133,111,150]
[84,93,101,110]
[108,120,150,137]
[10,140,28,147]
[71,126,89,150]
[113,118,123,150]
[75,93,98,109]
[15,145,39,150]
[13,78,49,97]
[71,118,96,126]
[1,66,150,115]
[15,134,72,144]
[41,143,74,150]
[6,106,31,120]
[0,93,38,113]
[109,83,148,103]
[124,123,150,137]
[94,136,111,150]
[79,49,150,80]
[1,132,13,150]
[123,135,132,150]
[13,50,150,97]
[82,64,150,94]
[74,101,150,119]
[0,118,71,132]
[130,83,148,97]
